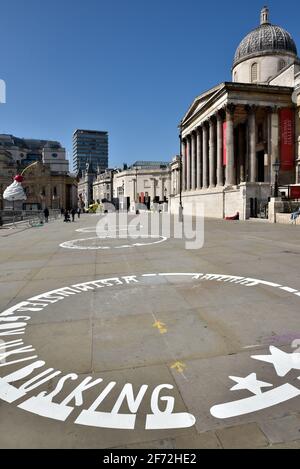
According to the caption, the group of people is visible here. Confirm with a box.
[43,207,82,224]
[61,207,81,223]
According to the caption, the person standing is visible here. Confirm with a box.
[77,207,81,219]
[64,209,71,223]
[44,207,49,223]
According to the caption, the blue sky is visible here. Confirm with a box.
[0,0,299,170]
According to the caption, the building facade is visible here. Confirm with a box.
[0,134,69,174]
[92,161,171,210]
[93,168,115,203]
[114,161,171,207]
[20,162,77,211]
[171,7,300,220]
[0,150,16,210]
[77,163,96,210]
[73,129,108,175]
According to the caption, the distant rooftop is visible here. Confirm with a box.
[73,129,108,136]
[131,160,169,168]
[0,134,63,149]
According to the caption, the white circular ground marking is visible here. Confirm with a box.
[76,225,143,234]
[60,235,167,250]
[0,272,300,430]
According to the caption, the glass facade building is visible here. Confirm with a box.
[73,129,109,174]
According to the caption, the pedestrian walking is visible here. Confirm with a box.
[290,207,300,224]
[44,207,49,223]
[77,207,81,219]
[71,208,76,222]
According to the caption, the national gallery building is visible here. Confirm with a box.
[171,7,300,219]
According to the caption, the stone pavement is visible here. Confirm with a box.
[1,214,300,449]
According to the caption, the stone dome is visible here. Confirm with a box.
[233,7,297,67]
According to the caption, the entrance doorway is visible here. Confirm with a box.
[257,150,265,182]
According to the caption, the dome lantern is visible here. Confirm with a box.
[260,6,270,25]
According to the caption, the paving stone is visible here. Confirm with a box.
[216,423,269,449]
[173,431,221,449]
[24,319,92,374]
[267,440,300,449]
[119,438,174,449]
[92,308,229,372]
[259,415,300,444]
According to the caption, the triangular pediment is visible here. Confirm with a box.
[181,83,225,125]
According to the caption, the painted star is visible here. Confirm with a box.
[252,346,300,377]
[229,373,273,395]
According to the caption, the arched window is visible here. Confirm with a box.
[251,63,258,82]
[234,71,238,82]
[278,59,286,72]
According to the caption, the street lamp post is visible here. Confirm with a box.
[273,160,280,198]
[135,167,138,203]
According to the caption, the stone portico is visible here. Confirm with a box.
[170,82,296,219]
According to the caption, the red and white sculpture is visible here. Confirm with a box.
[3,175,27,203]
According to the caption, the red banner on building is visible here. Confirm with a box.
[223,122,227,166]
[290,186,300,199]
[280,108,294,171]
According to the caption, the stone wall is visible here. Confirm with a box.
[224,189,243,218]
[170,188,241,219]
[233,55,295,84]
[269,63,300,86]
[276,213,300,224]
[170,183,272,220]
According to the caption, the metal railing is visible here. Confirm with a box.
[0,209,61,228]
[277,185,300,214]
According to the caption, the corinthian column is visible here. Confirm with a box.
[270,106,279,185]
[191,132,196,190]
[225,104,236,186]
[202,124,208,188]
[238,124,246,183]
[216,113,224,186]
[248,105,257,183]
[209,117,216,187]
[186,135,191,191]
[181,138,186,192]
[196,127,202,189]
